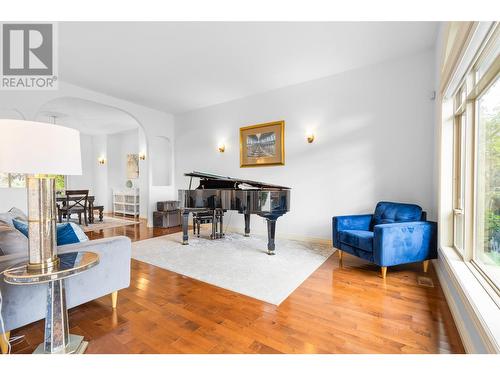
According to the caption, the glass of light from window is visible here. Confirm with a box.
[9,173,26,188]
[0,173,9,188]
[475,77,500,285]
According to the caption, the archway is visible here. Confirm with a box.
[35,97,151,221]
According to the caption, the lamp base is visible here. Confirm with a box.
[27,176,58,267]
[33,335,88,354]
[27,256,60,272]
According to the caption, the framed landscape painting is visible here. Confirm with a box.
[240,120,285,167]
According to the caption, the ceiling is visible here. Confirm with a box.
[36,97,139,135]
[59,22,439,114]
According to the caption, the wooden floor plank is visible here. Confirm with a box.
[9,216,465,354]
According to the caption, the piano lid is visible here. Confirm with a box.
[184,171,291,190]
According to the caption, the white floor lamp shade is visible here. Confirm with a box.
[0,119,82,175]
[0,119,82,270]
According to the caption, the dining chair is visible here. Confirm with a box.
[57,190,89,226]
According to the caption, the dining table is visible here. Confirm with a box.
[56,195,97,224]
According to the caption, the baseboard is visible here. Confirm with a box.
[434,257,475,353]
[434,247,500,353]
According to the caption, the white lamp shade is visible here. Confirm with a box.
[0,119,82,175]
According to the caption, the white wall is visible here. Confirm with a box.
[0,189,27,213]
[108,129,139,192]
[0,109,27,212]
[151,136,173,186]
[175,49,437,240]
[92,134,109,211]
[0,81,176,225]
[106,129,149,217]
[66,134,95,192]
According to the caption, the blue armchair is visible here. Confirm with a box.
[332,201,437,278]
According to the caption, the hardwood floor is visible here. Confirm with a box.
[9,217,465,354]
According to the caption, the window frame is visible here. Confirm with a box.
[449,23,500,303]
[452,83,467,256]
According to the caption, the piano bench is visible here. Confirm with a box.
[192,210,224,238]
[192,212,214,237]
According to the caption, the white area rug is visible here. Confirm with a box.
[78,217,139,232]
[131,230,334,305]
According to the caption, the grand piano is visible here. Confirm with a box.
[178,171,291,255]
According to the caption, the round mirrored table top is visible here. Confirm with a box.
[3,251,99,285]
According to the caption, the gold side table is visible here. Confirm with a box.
[3,251,99,354]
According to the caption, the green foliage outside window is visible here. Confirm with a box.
[54,175,66,192]
[0,173,66,192]
[482,100,500,264]
[0,173,25,188]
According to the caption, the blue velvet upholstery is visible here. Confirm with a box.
[373,221,437,266]
[339,230,374,252]
[332,201,437,268]
[371,201,423,229]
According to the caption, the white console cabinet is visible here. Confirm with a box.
[113,188,140,218]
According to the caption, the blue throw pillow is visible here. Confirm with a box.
[13,219,89,246]
[12,219,28,236]
[57,222,89,245]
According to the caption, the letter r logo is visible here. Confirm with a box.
[2,24,53,76]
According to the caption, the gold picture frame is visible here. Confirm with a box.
[240,120,285,167]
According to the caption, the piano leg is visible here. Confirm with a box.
[210,210,217,240]
[182,211,189,245]
[244,213,251,237]
[266,218,276,255]
[219,210,224,238]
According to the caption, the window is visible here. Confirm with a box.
[474,77,500,287]
[0,173,9,187]
[449,23,500,295]
[0,173,26,188]
[54,175,66,192]
[0,173,66,191]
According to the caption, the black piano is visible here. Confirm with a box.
[178,171,291,255]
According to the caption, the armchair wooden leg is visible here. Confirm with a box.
[1,331,10,354]
[381,266,387,279]
[423,260,430,273]
[338,250,342,261]
[111,291,118,309]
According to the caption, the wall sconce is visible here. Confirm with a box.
[98,157,106,165]
[139,152,146,161]
[306,131,315,143]
[218,143,225,153]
